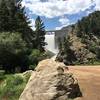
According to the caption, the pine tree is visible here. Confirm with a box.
[56,36,77,65]
[77,20,83,37]
[77,11,100,37]
[63,37,77,65]
[0,0,10,32]
[57,37,62,51]
[35,16,46,51]
[0,0,35,47]
[12,0,34,44]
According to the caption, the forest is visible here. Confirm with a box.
[0,0,100,100]
[0,0,47,73]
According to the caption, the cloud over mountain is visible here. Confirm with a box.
[22,0,100,30]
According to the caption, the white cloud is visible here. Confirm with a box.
[55,25,64,30]
[95,0,100,10]
[22,0,94,18]
[59,17,70,25]
[55,17,71,30]
[22,0,100,30]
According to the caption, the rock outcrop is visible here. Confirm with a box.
[19,59,81,100]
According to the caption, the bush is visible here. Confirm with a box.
[28,49,41,68]
[28,49,52,70]
[29,64,37,70]
[0,74,29,100]
[0,70,5,80]
[12,75,24,85]
[0,32,28,73]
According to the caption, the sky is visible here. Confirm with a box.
[21,0,100,30]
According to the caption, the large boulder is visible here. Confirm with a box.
[19,59,81,100]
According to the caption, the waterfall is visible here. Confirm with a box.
[45,34,58,54]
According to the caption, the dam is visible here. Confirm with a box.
[45,26,72,54]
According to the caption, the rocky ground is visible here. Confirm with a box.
[19,58,100,100]
[68,66,100,100]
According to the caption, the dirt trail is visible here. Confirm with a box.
[67,66,100,100]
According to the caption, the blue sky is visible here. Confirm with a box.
[22,0,100,30]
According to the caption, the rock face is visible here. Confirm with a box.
[56,32,96,65]
[19,59,81,100]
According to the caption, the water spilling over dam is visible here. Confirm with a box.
[45,34,58,54]
[45,26,72,54]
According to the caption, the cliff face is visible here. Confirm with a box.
[68,32,96,64]
[19,59,81,100]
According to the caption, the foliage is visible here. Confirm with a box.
[28,49,50,70]
[28,49,41,69]
[56,37,77,65]
[57,37,62,52]
[62,37,77,65]
[0,0,48,73]
[0,70,5,80]
[0,32,28,73]
[77,11,100,37]
[56,11,100,65]
[0,0,35,47]
[34,16,46,51]
[23,70,32,83]
[0,74,31,100]
[0,0,10,32]
[0,32,47,73]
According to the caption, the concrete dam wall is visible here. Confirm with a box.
[45,26,72,54]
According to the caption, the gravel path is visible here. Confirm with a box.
[67,66,100,100]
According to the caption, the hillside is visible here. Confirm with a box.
[56,11,100,65]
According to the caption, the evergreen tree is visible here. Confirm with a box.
[0,32,28,73]
[0,0,10,32]
[11,0,35,45]
[62,37,76,65]
[77,11,100,37]
[56,37,64,62]
[35,16,46,51]
[0,0,35,47]
[56,36,77,65]
[57,37,62,51]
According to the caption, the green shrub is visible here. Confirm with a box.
[29,64,37,70]
[0,74,29,100]
[0,70,5,80]
[12,75,24,85]
[23,71,32,83]
[0,32,28,73]
[29,49,41,61]
[28,49,41,69]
